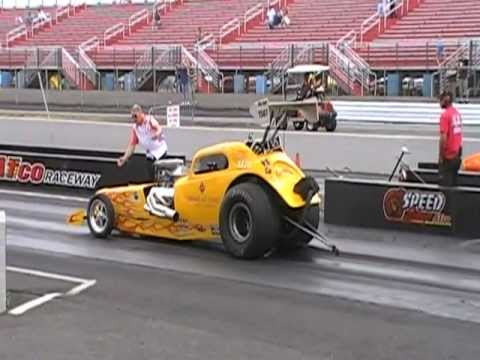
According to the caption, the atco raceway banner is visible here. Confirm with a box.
[0,145,161,193]
[0,154,101,189]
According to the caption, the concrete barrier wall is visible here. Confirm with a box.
[0,211,5,314]
[0,89,439,109]
[3,118,480,174]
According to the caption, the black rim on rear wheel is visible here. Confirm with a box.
[229,203,252,243]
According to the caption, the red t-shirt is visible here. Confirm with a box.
[439,105,462,160]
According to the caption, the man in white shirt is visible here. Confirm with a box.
[118,104,168,178]
[39,10,48,22]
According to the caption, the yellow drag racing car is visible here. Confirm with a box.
[68,100,337,259]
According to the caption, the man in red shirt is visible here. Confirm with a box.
[438,91,463,186]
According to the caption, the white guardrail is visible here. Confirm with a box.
[333,101,480,125]
[0,211,5,314]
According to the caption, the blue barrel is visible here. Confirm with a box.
[102,73,115,91]
[255,75,267,95]
[423,73,433,97]
[1,72,13,88]
[233,74,245,94]
[387,73,401,96]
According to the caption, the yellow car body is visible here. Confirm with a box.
[70,141,318,241]
[69,121,323,259]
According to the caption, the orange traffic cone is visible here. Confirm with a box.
[294,152,301,168]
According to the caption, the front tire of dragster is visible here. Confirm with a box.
[278,205,320,251]
[87,194,115,238]
[220,183,279,259]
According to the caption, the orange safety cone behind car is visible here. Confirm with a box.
[294,152,301,167]
[463,152,480,172]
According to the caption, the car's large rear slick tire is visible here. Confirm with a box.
[278,205,320,251]
[220,183,279,259]
[87,194,115,238]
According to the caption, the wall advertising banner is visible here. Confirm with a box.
[0,154,101,189]
[383,187,452,227]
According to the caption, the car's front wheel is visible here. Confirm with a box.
[219,183,279,259]
[87,194,115,238]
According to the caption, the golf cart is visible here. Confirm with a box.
[270,64,337,132]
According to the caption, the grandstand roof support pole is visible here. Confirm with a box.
[361,70,364,96]
[425,42,429,71]
[289,44,294,68]
[38,72,50,121]
[152,47,156,93]
[347,64,351,95]
[469,40,474,69]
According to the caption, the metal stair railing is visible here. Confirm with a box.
[134,46,181,90]
[24,47,61,86]
[192,44,224,91]
[181,46,223,92]
[329,44,375,95]
[78,37,100,89]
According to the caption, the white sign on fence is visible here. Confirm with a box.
[249,97,270,124]
[0,211,5,314]
[166,105,181,128]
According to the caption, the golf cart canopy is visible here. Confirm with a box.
[286,64,329,75]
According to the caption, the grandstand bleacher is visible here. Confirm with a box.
[0,0,479,96]
[0,9,27,44]
[13,3,146,50]
[91,0,262,68]
[357,0,480,69]
[211,0,377,69]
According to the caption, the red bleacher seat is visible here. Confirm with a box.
[211,0,378,69]
[13,4,146,52]
[357,0,480,69]
[0,9,28,45]
[91,0,262,68]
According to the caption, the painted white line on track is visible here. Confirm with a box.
[7,266,96,316]
[9,293,62,316]
[66,280,97,296]
[0,188,88,202]
[7,266,90,284]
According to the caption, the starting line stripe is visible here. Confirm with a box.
[7,266,89,284]
[9,293,62,316]
[6,266,96,316]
